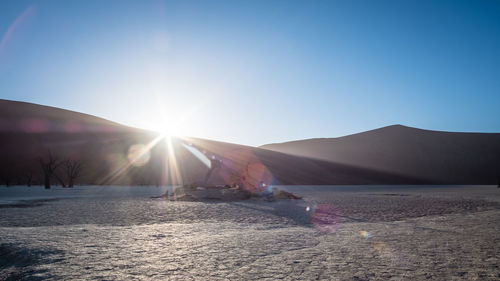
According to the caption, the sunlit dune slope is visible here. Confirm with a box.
[261,125,500,184]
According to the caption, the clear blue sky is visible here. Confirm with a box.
[1,0,499,146]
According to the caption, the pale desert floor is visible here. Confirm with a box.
[0,185,499,280]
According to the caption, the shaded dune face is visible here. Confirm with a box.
[0,100,424,187]
[261,125,500,185]
[1,99,498,186]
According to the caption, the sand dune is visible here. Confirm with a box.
[262,125,500,184]
[2,100,499,186]
[0,99,428,186]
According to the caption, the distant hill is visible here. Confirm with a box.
[0,99,425,187]
[3,99,495,187]
[0,99,158,186]
[261,125,500,184]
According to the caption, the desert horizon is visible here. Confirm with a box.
[1,98,500,189]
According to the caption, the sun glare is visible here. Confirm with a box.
[140,101,202,138]
[157,122,183,138]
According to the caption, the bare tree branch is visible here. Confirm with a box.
[39,150,63,189]
[65,160,83,187]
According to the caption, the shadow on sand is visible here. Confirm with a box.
[0,243,64,280]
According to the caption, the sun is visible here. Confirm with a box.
[141,114,185,138]
[154,121,184,138]
[137,101,202,139]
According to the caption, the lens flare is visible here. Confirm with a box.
[182,142,211,168]
[310,203,342,233]
[360,230,372,238]
[127,144,151,167]
[0,5,36,56]
[216,149,275,193]
[99,135,164,184]
[22,118,49,133]
[64,120,83,133]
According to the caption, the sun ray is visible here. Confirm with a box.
[98,97,210,187]
[99,134,164,185]
[182,142,211,168]
[164,135,183,187]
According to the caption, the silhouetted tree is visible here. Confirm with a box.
[39,151,63,189]
[54,173,67,187]
[25,171,33,187]
[1,175,11,187]
[15,175,23,185]
[65,160,83,187]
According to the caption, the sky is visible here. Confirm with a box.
[1,0,499,146]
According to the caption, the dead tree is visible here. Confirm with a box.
[25,171,33,187]
[1,176,11,187]
[54,173,67,187]
[65,160,83,187]
[39,151,63,189]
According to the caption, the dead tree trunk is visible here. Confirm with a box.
[39,151,62,189]
[25,172,33,187]
[65,160,83,187]
[1,176,10,187]
[54,174,67,187]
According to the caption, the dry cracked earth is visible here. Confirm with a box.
[1,185,499,280]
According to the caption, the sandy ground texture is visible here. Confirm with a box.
[0,185,499,280]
